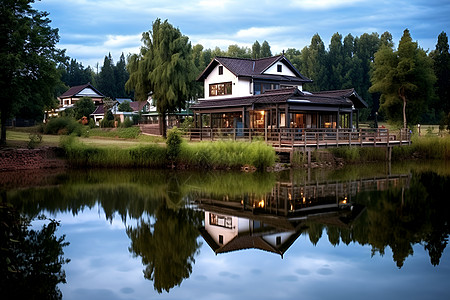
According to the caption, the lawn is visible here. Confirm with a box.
[3,128,164,149]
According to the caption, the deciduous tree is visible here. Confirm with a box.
[0,0,64,144]
[370,29,436,128]
[126,19,196,137]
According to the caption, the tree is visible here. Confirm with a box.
[0,0,64,144]
[126,19,196,137]
[252,40,261,59]
[97,53,115,98]
[370,29,436,128]
[260,40,272,58]
[300,34,328,91]
[73,97,95,119]
[328,33,344,90]
[118,100,133,112]
[430,32,450,116]
[114,53,130,98]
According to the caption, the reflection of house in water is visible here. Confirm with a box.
[198,174,410,257]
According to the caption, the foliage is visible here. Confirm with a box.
[44,117,85,136]
[126,18,197,137]
[166,127,183,163]
[0,0,64,144]
[27,133,42,149]
[118,100,133,112]
[127,202,202,293]
[59,58,94,87]
[73,96,95,119]
[430,31,450,116]
[0,203,69,299]
[370,29,436,128]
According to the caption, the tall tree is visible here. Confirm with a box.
[114,53,130,98]
[430,32,450,116]
[260,40,272,58]
[97,53,115,98]
[370,29,436,128]
[0,0,64,144]
[328,33,344,90]
[126,19,196,137]
[300,34,328,91]
[252,40,261,59]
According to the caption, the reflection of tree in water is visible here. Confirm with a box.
[126,179,203,293]
[0,201,70,299]
[304,171,450,268]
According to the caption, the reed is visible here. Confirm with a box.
[60,136,277,170]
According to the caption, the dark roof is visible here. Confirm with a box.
[191,87,367,110]
[130,101,147,112]
[197,55,312,83]
[91,104,105,116]
[311,88,368,109]
[60,83,105,99]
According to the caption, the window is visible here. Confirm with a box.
[210,213,232,228]
[218,65,223,75]
[209,82,232,97]
[277,64,282,72]
[219,235,224,244]
[253,83,280,95]
[276,236,281,246]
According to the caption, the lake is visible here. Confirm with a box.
[1,161,450,300]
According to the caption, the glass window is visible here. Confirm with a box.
[218,66,223,75]
[209,82,232,97]
[277,65,282,72]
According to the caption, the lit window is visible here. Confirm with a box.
[209,82,232,97]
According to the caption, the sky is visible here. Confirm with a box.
[32,0,450,70]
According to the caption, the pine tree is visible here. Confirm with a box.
[98,53,115,97]
[430,32,450,115]
[260,41,272,58]
[252,41,261,59]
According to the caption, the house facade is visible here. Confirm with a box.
[58,83,104,107]
[191,55,367,130]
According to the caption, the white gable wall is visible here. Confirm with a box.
[263,61,297,77]
[76,88,102,98]
[203,64,252,99]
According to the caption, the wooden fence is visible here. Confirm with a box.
[183,127,411,149]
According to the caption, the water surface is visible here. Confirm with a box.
[2,162,449,300]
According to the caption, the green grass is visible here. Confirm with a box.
[60,137,277,170]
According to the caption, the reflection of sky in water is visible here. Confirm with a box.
[44,206,450,300]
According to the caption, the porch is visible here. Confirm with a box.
[183,127,411,150]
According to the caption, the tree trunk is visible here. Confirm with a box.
[1,116,7,145]
[398,87,407,129]
[159,112,167,138]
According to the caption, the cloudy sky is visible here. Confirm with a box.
[33,0,450,69]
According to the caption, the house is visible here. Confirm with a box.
[191,55,367,130]
[90,99,150,126]
[58,83,105,107]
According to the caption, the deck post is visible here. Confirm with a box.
[336,128,339,146]
[307,150,312,168]
[386,146,392,162]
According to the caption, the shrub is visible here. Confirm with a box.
[166,127,183,162]
[44,117,84,136]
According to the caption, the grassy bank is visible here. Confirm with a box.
[60,136,277,170]
[327,135,450,163]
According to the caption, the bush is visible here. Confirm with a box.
[166,127,183,162]
[44,117,84,136]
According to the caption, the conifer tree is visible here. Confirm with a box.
[430,32,450,115]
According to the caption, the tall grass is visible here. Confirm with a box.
[393,135,450,160]
[60,136,277,170]
[88,127,141,139]
[329,147,386,162]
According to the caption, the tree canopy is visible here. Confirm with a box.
[126,18,196,137]
[0,0,64,144]
[370,29,436,128]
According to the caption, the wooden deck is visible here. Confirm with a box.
[184,128,411,151]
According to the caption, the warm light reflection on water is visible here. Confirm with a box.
[1,162,450,300]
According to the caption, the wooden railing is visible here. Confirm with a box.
[183,128,411,148]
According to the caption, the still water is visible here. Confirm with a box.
[2,161,450,300]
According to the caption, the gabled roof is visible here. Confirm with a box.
[191,87,366,110]
[197,55,312,83]
[91,104,105,116]
[60,83,105,99]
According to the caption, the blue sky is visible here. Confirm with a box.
[33,0,450,69]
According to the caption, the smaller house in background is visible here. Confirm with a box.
[58,83,104,107]
[91,99,150,126]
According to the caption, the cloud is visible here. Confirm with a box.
[235,26,293,39]
[290,0,367,10]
